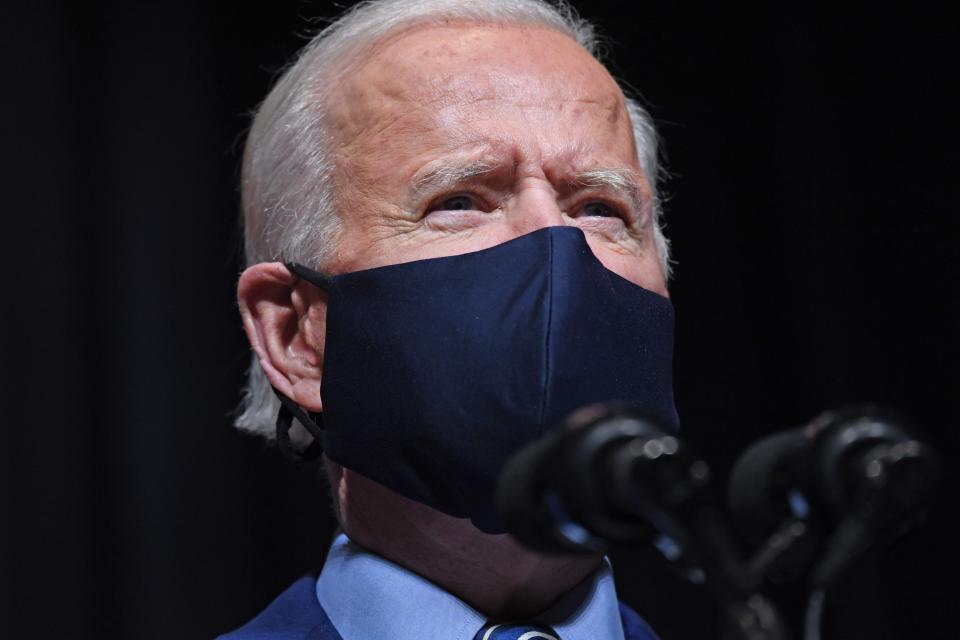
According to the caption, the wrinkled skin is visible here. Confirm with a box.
[238,22,668,618]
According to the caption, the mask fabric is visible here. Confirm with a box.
[278,226,678,533]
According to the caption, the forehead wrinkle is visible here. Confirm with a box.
[328,28,628,149]
[327,34,632,175]
[344,91,621,156]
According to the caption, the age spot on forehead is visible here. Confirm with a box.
[355,24,622,98]
[327,21,640,202]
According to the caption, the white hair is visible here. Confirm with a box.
[236,0,671,441]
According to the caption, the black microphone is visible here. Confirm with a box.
[728,405,941,588]
[497,404,792,640]
[496,404,710,555]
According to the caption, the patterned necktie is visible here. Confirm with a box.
[472,622,561,640]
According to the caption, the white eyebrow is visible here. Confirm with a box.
[570,168,650,223]
[411,159,497,196]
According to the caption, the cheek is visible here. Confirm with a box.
[586,238,668,296]
[412,222,519,260]
[335,213,519,271]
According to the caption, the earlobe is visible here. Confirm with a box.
[237,262,327,412]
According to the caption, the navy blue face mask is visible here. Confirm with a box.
[274,225,678,533]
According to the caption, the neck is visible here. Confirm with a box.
[325,460,601,619]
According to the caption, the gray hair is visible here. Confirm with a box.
[236,0,670,441]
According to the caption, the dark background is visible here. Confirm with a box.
[2,1,956,638]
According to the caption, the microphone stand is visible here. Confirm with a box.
[499,406,940,640]
[589,418,792,639]
[614,466,792,640]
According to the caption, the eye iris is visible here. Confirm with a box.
[583,202,615,217]
[442,195,474,211]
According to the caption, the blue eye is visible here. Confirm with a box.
[582,202,618,217]
[435,195,477,211]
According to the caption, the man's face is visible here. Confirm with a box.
[237,22,670,585]
[324,22,668,296]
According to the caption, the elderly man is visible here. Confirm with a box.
[224,0,676,638]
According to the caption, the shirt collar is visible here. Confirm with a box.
[316,532,625,640]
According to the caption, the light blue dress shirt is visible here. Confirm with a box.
[316,532,627,640]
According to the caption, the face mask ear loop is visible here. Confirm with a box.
[269,262,332,463]
[287,262,334,292]
[273,388,325,463]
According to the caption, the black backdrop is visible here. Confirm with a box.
[2,1,957,638]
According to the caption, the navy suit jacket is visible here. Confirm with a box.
[219,572,659,640]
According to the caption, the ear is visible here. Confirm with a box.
[237,262,328,412]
